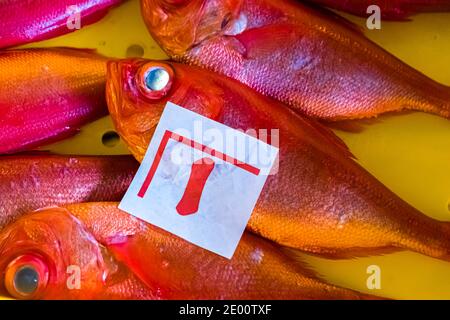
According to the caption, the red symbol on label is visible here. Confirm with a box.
[176,157,215,216]
[137,130,260,212]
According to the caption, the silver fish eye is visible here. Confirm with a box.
[144,67,170,91]
[14,265,39,295]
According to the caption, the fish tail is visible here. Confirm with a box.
[401,220,450,262]
[428,84,450,119]
[437,222,450,261]
[408,80,450,119]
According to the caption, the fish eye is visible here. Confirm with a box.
[4,254,49,299]
[145,67,170,91]
[14,266,39,295]
[136,63,174,100]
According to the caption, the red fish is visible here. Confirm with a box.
[107,59,450,262]
[305,0,450,20]
[63,203,380,299]
[0,0,123,49]
[0,207,154,299]
[0,48,109,154]
[0,154,138,229]
[141,0,450,121]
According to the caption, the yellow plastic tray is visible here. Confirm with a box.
[3,0,449,300]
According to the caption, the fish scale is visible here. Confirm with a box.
[141,0,450,121]
[0,154,139,230]
[107,59,450,263]
[0,48,110,154]
[62,202,381,299]
[0,0,123,49]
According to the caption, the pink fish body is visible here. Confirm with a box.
[0,48,109,154]
[0,154,139,230]
[305,0,450,20]
[141,0,450,121]
[0,0,123,49]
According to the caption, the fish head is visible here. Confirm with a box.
[141,0,244,56]
[0,208,107,299]
[106,59,225,161]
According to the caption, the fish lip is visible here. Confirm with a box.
[106,60,123,121]
[106,60,120,86]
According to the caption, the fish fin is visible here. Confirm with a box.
[35,127,82,151]
[302,0,416,21]
[51,47,99,54]
[301,1,365,35]
[321,118,382,133]
[234,23,306,59]
[380,15,412,22]
[320,108,426,133]
[430,89,450,119]
[0,127,81,155]
[280,250,391,300]
[400,76,450,119]
[3,47,110,60]
[233,20,362,61]
[48,47,111,60]
[304,117,357,159]
[1,150,53,157]
[4,47,96,54]
[279,248,324,280]
[286,246,404,260]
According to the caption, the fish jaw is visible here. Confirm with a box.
[0,0,123,49]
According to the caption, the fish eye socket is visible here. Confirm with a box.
[137,63,174,100]
[4,254,49,299]
[13,266,39,295]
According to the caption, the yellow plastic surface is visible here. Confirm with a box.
[4,0,449,299]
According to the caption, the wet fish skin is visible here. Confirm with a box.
[0,0,123,49]
[304,0,450,20]
[0,48,110,154]
[62,202,381,299]
[0,154,139,230]
[0,207,155,299]
[107,59,450,262]
[141,0,450,120]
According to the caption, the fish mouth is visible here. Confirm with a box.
[105,59,155,162]
[106,61,125,121]
[106,60,133,153]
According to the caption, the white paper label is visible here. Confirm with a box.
[119,102,279,259]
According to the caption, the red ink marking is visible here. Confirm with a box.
[137,131,172,198]
[138,130,260,198]
[170,132,260,175]
[176,157,215,216]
